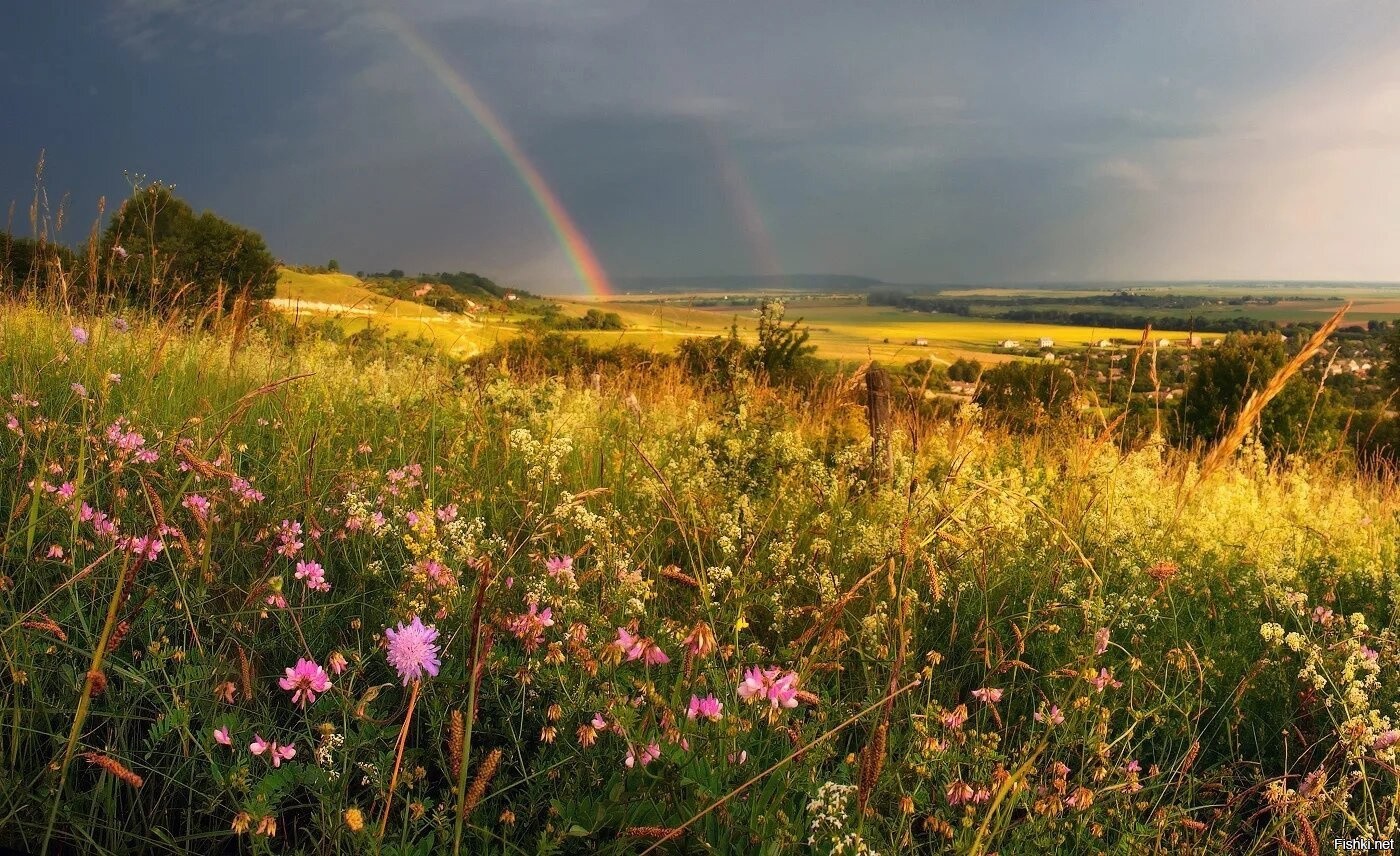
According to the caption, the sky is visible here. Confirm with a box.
[6,2,1400,292]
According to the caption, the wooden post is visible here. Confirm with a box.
[866,363,891,485]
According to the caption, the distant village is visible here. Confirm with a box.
[920,324,1391,409]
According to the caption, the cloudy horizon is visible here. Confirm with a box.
[7,2,1400,292]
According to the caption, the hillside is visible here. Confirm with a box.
[612,273,888,294]
[1,300,1396,853]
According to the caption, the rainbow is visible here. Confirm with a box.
[699,121,784,280]
[376,10,613,296]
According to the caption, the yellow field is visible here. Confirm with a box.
[269,271,1215,364]
[272,269,522,356]
[553,299,1213,365]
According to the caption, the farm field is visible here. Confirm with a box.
[554,297,1211,365]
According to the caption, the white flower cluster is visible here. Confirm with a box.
[805,782,878,855]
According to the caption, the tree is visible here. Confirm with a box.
[1,233,78,290]
[948,357,982,382]
[327,259,340,272]
[103,182,277,308]
[974,361,1079,432]
[1177,332,1338,454]
[753,299,816,380]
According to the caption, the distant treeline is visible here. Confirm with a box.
[868,290,1286,334]
[996,309,1277,334]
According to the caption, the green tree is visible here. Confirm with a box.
[1177,332,1338,454]
[327,259,340,272]
[103,182,277,308]
[974,361,1079,432]
[753,299,816,381]
[948,357,982,382]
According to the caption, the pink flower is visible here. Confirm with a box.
[1374,730,1400,751]
[615,627,669,666]
[385,616,442,684]
[546,555,573,577]
[737,666,800,709]
[265,594,287,609]
[728,750,748,765]
[591,713,607,730]
[71,326,89,345]
[294,560,330,593]
[946,781,974,806]
[214,727,232,746]
[182,494,211,520]
[1035,705,1065,726]
[1089,668,1122,692]
[687,694,724,722]
[1311,606,1334,626]
[941,704,968,730]
[435,504,458,522]
[1126,759,1142,773]
[275,520,304,558]
[249,734,295,765]
[508,603,555,651]
[1094,627,1110,656]
[624,742,661,768]
[279,658,331,707]
[971,687,1003,704]
[328,651,348,675]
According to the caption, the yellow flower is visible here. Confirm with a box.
[344,807,364,832]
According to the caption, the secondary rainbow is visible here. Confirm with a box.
[376,10,613,296]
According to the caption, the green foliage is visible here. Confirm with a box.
[947,357,982,382]
[1177,332,1340,454]
[1,233,80,290]
[974,360,1078,431]
[677,300,818,389]
[470,331,656,376]
[102,181,277,308]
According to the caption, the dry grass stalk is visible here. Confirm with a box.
[22,615,67,642]
[1196,302,1351,484]
[463,748,502,814]
[237,645,254,702]
[658,565,700,589]
[1298,815,1320,856]
[82,752,143,788]
[448,710,465,779]
[858,719,889,813]
[624,827,684,839]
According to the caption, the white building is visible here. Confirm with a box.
[997,339,1022,349]
[1038,337,1055,348]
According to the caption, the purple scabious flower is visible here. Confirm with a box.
[71,326,89,345]
[385,616,442,684]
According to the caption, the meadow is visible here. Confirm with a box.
[0,293,1397,854]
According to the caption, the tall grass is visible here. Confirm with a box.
[0,293,1396,854]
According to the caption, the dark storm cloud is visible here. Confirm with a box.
[7,1,1400,289]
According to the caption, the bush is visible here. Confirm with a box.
[974,360,1079,431]
[102,182,277,309]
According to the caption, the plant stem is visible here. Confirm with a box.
[377,679,421,844]
[41,553,130,855]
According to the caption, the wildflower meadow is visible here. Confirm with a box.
[0,299,1397,854]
